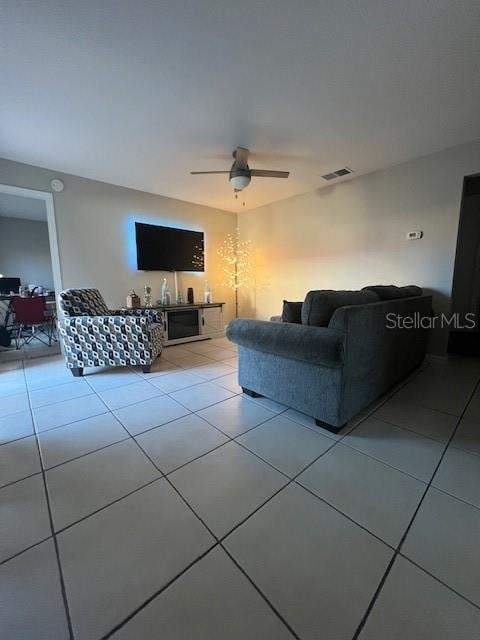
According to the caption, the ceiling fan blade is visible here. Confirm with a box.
[233,147,249,165]
[250,169,290,178]
[190,171,230,175]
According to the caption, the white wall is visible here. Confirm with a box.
[0,215,54,289]
[0,159,238,321]
[238,140,480,354]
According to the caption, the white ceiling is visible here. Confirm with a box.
[0,193,47,221]
[2,0,480,211]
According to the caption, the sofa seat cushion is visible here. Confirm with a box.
[301,290,379,327]
[281,300,303,324]
[362,285,423,300]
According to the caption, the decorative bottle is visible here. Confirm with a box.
[161,278,171,305]
[143,285,152,308]
[204,281,212,304]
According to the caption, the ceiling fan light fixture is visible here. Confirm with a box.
[229,170,251,191]
[191,147,289,191]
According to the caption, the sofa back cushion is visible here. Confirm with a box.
[58,288,110,317]
[301,290,379,327]
[362,285,423,300]
[281,300,303,324]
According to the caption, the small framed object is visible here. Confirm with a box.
[126,290,141,309]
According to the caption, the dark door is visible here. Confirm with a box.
[449,174,480,354]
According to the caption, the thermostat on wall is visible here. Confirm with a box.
[406,231,423,240]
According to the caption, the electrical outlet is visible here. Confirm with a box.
[406,231,423,240]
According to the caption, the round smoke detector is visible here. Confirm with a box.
[50,179,64,192]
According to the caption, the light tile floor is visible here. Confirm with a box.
[1,344,480,639]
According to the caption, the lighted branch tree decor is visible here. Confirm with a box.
[217,229,253,317]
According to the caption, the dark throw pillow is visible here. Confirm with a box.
[301,290,379,327]
[281,300,303,324]
[362,285,423,300]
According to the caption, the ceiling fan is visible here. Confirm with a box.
[190,147,290,191]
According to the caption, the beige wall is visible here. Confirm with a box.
[0,158,237,321]
[2,139,479,353]
[238,140,480,354]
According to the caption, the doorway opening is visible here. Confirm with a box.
[0,184,63,363]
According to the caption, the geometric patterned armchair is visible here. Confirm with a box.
[58,288,164,377]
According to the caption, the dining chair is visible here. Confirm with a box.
[10,295,55,349]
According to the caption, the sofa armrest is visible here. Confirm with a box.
[227,318,345,368]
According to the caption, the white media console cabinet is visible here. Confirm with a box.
[154,302,226,346]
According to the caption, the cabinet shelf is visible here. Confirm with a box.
[155,303,225,346]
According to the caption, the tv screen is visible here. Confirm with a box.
[135,223,204,272]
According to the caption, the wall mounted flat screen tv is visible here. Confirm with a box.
[135,222,204,272]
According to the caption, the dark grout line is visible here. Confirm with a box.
[219,543,303,640]
[0,361,424,531]
[163,439,232,476]
[43,435,132,473]
[1,416,132,490]
[0,430,40,448]
[428,483,480,514]
[297,482,397,551]
[162,392,236,415]
[32,410,110,437]
[199,409,281,440]
[101,413,302,640]
[372,414,461,444]
[230,439,296,481]
[0,469,43,491]
[0,534,53,568]
[29,389,97,411]
[391,396,471,419]
[6,355,478,639]
[450,440,480,458]
[337,440,432,485]
[98,379,383,639]
[21,362,76,640]
[83,379,146,396]
[398,553,480,612]
[144,378,209,394]
[350,375,480,640]
[99,541,221,640]
[159,403,299,477]
[3,354,386,569]
[54,476,164,536]
[145,411,286,478]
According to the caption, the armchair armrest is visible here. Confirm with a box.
[227,318,345,368]
[60,314,152,340]
[111,308,163,323]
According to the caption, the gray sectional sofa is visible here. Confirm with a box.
[227,286,432,432]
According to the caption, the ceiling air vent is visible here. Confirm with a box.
[322,167,353,181]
